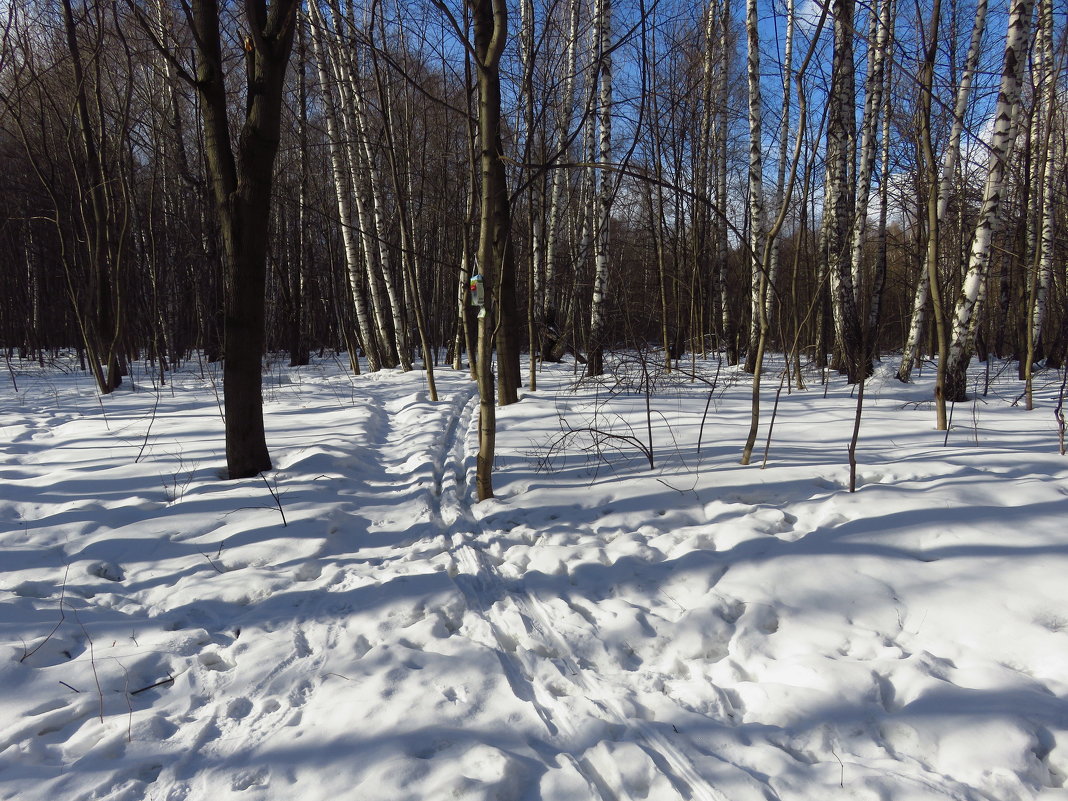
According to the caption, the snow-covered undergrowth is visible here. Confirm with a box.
[1,353,1067,801]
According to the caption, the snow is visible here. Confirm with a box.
[2,353,1067,801]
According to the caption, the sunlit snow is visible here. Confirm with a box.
[1,354,1066,801]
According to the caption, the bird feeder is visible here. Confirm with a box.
[469,274,485,307]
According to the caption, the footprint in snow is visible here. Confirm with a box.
[294,630,312,658]
[231,767,269,791]
[227,698,253,720]
[87,561,125,582]
[198,651,233,671]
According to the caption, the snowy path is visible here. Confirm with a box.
[432,390,746,801]
[2,357,1068,801]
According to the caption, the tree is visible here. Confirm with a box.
[186,0,301,478]
[944,0,1035,402]
[823,0,864,382]
[897,0,989,388]
[447,0,519,499]
[587,0,614,378]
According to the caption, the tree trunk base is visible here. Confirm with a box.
[944,359,969,403]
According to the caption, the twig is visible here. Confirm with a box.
[260,473,288,527]
[943,400,956,447]
[66,604,104,723]
[4,351,17,392]
[848,374,866,493]
[831,745,845,787]
[135,387,162,463]
[201,542,225,573]
[130,675,175,695]
[21,565,71,663]
[1055,367,1067,456]
[117,661,134,741]
[59,681,81,693]
[762,369,790,469]
[696,390,715,455]
[96,395,110,431]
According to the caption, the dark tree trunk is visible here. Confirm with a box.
[468,0,520,408]
[192,0,299,478]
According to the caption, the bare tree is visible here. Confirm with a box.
[897,0,990,387]
[944,0,1035,402]
[187,0,300,478]
[439,0,518,499]
[587,0,613,377]
[823,0,865,382]
[1024,0,1057,409]
[741,0,766,375]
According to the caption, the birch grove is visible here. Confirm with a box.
[944,0,1036,402]
[0,0,1066,474]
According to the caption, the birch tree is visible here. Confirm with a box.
[1024,0,1056,409]
[307,2,383,371]
[823,0,864,381]
[897,0,989,384]
[944,0,1035,402]
[587,0,613,377]
[847,0,894,324]
[541,0,582,324]
[741,0,766,374]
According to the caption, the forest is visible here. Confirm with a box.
[0,0,1065,478]
[4,3,1068,797]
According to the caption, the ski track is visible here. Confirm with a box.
[424,384,738,801]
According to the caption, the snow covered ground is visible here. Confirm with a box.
[1,352,1067,801]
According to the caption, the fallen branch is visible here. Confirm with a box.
[130,675,175,695]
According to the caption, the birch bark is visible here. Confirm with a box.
[1025,0,1055,408]
[587,0,613,377]
[897,0,989,382]
[742,0,766,374]
[945,0,1035,401]
[307,3,382,371]
[824,0,864,380]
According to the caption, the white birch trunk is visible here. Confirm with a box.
[825,0,863,378]
[342,39,412,371]
[848,0,893,294]
[945,0,1035,400]
[336,87,395,365]
[307,5,381,372]
[766,0,793,336]
[520,0,541,312]
[1030,0,1055,352]
[317,9,396,367]
[716,0,733,362]
[743,0,766,373]
[868,33,894,343]
[897,0,989,381]
[588,0,612,376]
[542,0,582,319]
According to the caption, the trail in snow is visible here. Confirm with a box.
[433,391,752,801]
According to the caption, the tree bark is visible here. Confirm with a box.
[587,0,614,378]
[945,0,1034,402]
[824,0,864,382]
[466,0,518,498]
[897,0,989,383]
[742,0,766,375]
[192,0,299,479]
